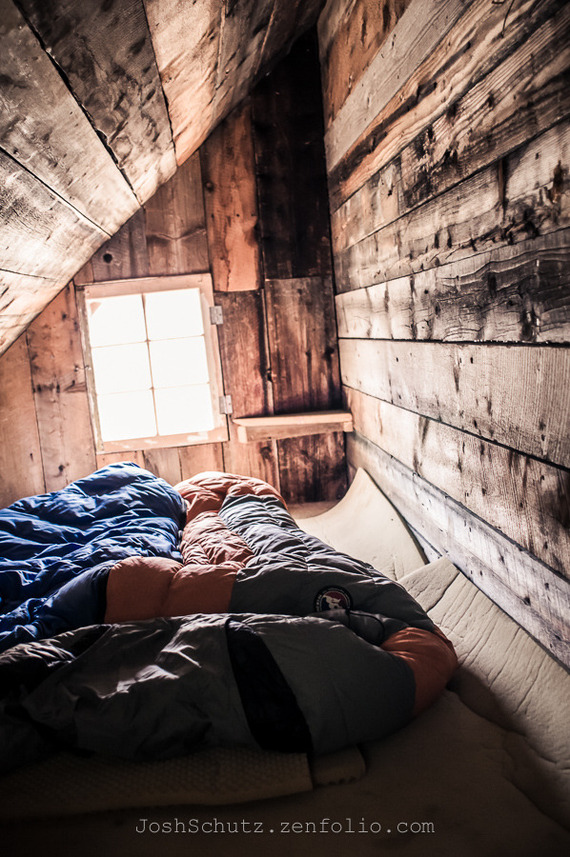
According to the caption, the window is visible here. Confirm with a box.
[77,275,228,452]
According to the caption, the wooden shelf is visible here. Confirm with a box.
[232,410,353,443]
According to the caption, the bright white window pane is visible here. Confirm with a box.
[149,338,209,389]
[145,289,204,340]
[87,295,146,346]
[98,390,157,441]
[91,343,152,394]
[155,385,214,435]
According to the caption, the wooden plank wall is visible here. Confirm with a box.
[0,33,345,507]
[319,0,570,663]
[0,0,176,354]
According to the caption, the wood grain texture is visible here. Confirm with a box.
[201,102,261,292]
[233,411,353,442]
[334,122,570,292]
[319,0,412,129]
[252,30,333,280]
[0,150,107,281]
[0,271,61,357]
[215,0,273,92]
[17,0,176,203]
[347,388,570,575]
[144,0,222,164]
[327,0,565,208]
[95,450,146,471]
[339,339,570,467]
[96,444,225,483]
[331,3,570,238]
[215,289,279,486]
[265,277,341,413]
[0,0,138,229]
[254,0,325,79]
[26,286,96,491]
[178,443,225,480]
[277,432,347,503]
[335,230,570,344]
[144,152,209,276]
[89,209,150,282]
[324,0,469,169]
[347,432,570,667]
[0,335,44,507]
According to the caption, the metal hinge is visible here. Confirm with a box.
[219,395,233,415]
[209,305,224,325]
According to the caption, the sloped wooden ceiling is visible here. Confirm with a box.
[0,0,324,356]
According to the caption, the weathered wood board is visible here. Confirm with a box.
[265,277,341,414]
[348,432,570,667]
[255,0,325,79]
[215,289,279,486]
[336,230,570,344]
[144,152,209,276]
[319,0,413,130]
[26,286,96,491]
[201,102,261,292]
[340,339,570,467]
[334,122,570,292]
[252,31,332,280]
[326,0,564,207]
[324,0,469,170]
[0,150,108,283]
[214,0,273,96]
[0,0,139,230]
[332,4,570,241]
[88,209,150,283]
[0,335,44,507]
[17,0,176,203]
[0,271,61,356]
[278,432,347,504]
[144,0,222,163]
[347,388,569,575]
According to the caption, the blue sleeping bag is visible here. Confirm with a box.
[0,463,187,652]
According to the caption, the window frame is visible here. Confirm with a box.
[77,273,228,453]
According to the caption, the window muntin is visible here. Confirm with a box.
[78,275,227,452]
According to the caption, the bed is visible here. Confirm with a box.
[0,463,568,856]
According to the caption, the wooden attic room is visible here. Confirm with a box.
[0,0,569,854]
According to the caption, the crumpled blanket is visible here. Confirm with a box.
[0,464,457,773]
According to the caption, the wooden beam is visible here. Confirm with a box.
[17,0,176,203]
[347,432,570,667]
[0,150,108,282]
[339,339,570,467]
[144,0,222,164]
[347,388,569,576]
[255,0,324,78]
[0,0,138,230]
[335,230,570,344]
[233,410,353,442]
